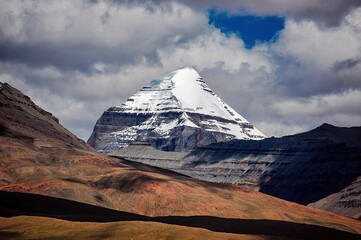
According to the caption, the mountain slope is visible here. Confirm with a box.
[0,82,91,151]
[1,82,360,237]
[308,176,361,219]
[115,123,361,219]
[88,67,265,153]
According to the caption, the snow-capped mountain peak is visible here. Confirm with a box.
[88,67,265,153]
[117,67,264,137]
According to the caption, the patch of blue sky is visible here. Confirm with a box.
[208,9,285,49]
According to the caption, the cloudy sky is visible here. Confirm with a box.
[1,0,361,140]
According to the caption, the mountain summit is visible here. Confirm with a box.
[88,67,265,153]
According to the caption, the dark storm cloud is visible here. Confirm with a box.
[105,0,175,14]
[103,0,361,26]
[177,0,361,26]
[100,11,110,24]
[245,0,361,26]
[268,55,361,99]
[333,58,361,72]
[288,0,360,26]
[0,41,161,72]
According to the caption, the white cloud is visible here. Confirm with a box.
[1,0,206,45]
[271,90,361,118]
[158,30,272,73]
[272,18,361,69]
[0,0,207,71]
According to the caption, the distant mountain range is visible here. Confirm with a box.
[115,123,361,219]
[88,67,265,153]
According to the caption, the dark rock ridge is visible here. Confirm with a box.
[0,82,91,151]
[114,123,361,219]
[88,67,265,154]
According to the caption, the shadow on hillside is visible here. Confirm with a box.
[114,157,192,178]
[114,157,238,196]
[0,191,359,240]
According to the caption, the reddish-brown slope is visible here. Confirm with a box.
[1,191,360,240]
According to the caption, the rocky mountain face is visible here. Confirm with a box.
[115,123,361,219]
[308,176,361,219]
[88,67,265,154]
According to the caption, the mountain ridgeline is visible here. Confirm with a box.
[88,67,265,154]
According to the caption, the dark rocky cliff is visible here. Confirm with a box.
[183,124,361,212]
[88,109,241,153]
